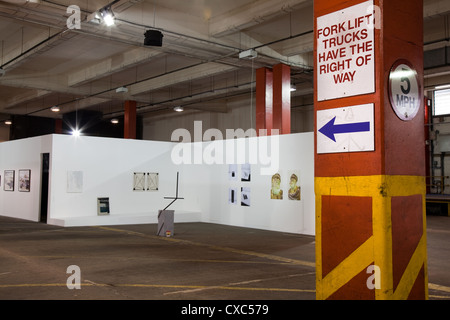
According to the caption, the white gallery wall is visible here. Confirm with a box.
[0,135,52,222]
[0,133,315,235]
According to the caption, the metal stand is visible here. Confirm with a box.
[157,172,184,237]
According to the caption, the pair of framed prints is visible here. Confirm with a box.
[2,169,31,192]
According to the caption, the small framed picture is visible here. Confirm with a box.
[4,170,15,191]
[97,197,110,216]
[133,172,146,191]
[18,169,31,192]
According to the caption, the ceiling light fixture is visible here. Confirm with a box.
[100,7,115,26]
[116,86,128,93]
[290,84,297,92]
[173,106,184,112]
[4,120,12,125]
[111,118,119,124]
[239,49,258,60]
[51,105,60,112]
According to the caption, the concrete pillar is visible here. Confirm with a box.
[314,0,427,299]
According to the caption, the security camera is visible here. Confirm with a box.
[0,68,5,77]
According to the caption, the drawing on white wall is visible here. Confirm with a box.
[18,170,31,192]
[4,170,14,191]
[288,171,301,201]
[229,187,237,204]
[67,171,83,193]
[241,163,251,182]
[147,172,159,191]
[133,172,146,191]
[270,173,283,200]
[97,197,110,215]
[228,164,237,181]
[241,187,251,206]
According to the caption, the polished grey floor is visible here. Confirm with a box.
[0,215,448,300]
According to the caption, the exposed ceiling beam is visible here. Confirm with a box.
[128,62,236,96]
[209,0,310,38]
[68,47,163,87]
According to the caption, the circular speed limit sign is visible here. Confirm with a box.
[388,60,421,121]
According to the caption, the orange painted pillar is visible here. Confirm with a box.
[256,67,273,135]
[124,100,137,139]
[273,63,291,135]
[314,0,427,300]
[55,118,62,134]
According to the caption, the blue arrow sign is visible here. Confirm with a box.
[319,117,370,142]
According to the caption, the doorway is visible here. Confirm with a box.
[40,153,49,223]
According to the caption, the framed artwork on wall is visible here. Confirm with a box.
[228,164,238,181]
[241,163,251,182]
[147,172,159,191]
[97,197,110,215]
[270,172,283,200]
[133,172,146,191]
[4,170,14,191]
[67,171,83,193]
[241,187,251,207]
[229,187,237,205]
[287,170,301,201]
[18,169,31,192]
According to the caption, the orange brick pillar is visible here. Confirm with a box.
[256,67,273,135]
[124,100,137,139]
[314,0,427,300]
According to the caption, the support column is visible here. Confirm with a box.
[124,100,137,139]
[273,63,291,135]
[55,119,62,134]
[314,0,427,300]
[256,67,273,135]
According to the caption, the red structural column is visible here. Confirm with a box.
[314,0,427,300]
[256,67,273,135]
[273,63,291,135]
[124,100,137,139]
[54,118,62,134]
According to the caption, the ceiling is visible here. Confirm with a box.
[0,0,449,124]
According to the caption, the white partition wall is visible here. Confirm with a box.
[201,133,315,235]
[0,135,53,222]
[0,133,315,235]
[47,135,201,226]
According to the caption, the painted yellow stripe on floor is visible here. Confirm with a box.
[0,282,315,293]
[96,226,315,268]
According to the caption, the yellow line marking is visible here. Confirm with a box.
[24,256,290,265]
[429,295,450,299]
[96,226,315,268]
[0,282,315,293]
[429,283,450,294]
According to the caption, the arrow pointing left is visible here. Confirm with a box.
[319,116,371,142]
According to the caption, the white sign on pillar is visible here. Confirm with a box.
[317,103,375,154]
[316,0,375,101]
[388,60,421,121]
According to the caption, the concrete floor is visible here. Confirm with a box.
[0,215,449,300]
